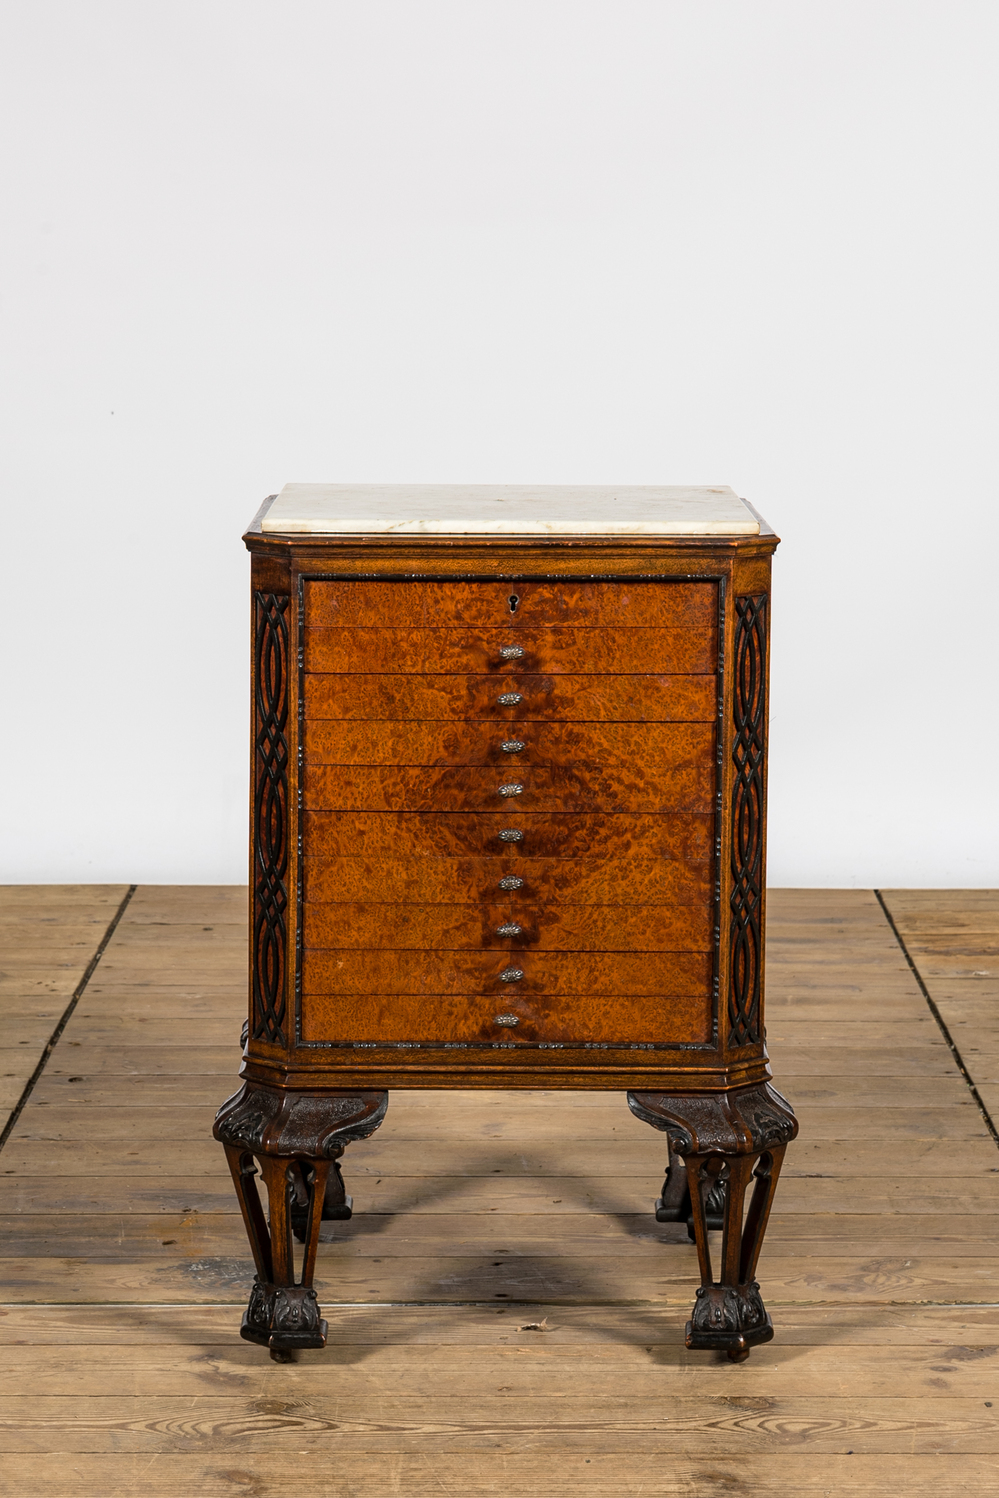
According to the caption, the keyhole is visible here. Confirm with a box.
[508,594,519,614]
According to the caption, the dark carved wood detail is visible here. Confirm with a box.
[214,1082,388,1157]
[253,592,290,1045]
[215,1086,388,1356]
[627,1085,797,1361]
[729,594,768,1045]
[243,1276,325,1351]
[654,1143,726,1240]
[627,1083,797,1156]
[290,1157,354,1244]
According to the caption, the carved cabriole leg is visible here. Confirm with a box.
[627,1082,797,1362]
[214,1082,389,1358]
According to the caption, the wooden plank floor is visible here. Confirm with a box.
[0,885,997,1495]
[880,889,999,1128]
[0,885,130,1126]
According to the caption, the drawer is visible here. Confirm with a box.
[302,902,712,952]
[304,578,717,630]
[304,673,716,723]
[301,992,712,1046]
[303,811,714,860]
[303,719,713,769]
[304,625,716,675]
[301,949,711,998]
[303,763,714,814]
[303,855,713,906]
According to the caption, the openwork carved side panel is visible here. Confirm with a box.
[729,594,768,1045]
[253,593,290,1044]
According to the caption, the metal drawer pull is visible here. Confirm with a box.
[501,740,525,753]
[495,922,524,938]
[499,645,525,660]
[499,967,524,983]
[497,783,524,798]
[498,875,524,891]
[494,1013,520,1026]
[497,692,523,706]
[498,828,523,843]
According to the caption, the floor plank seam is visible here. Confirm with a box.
[6,1298,999,1311]
[3,888,997,1488]
[0,884,137,1154]
[874,889,999,1148]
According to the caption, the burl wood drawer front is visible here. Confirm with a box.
[302,902,712,952]
[303,811,713,860]
[300,992,711,1046]
[303,720,712,770]
[302,855,712,907]
[304,673,715,723]
[303,763,713,814]
[301,949,711,997]
[304,626,716,675]
[303,578,717,630]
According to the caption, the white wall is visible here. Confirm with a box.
[2,2,997,886]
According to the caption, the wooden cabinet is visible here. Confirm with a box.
[215,485,798,1363]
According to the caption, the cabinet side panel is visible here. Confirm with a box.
[251,590,291,1045]
[728,593,768,1046]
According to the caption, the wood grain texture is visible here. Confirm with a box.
[5,1208,998,1256]
[304,672,717,723]
[304,718,712,767]
[11,1135,996,1177]
[0,885,128,917]
[304,577,719,630]
[303,810,714,859]
[4,1342,999,1397]
[0,1450,991,1497]
[1,1108,988,1151]
[5,1391,999,1456]
[302,901,712,952]
[303,854,713,906]
[304,624,718,674]
[300,948,712,997]
[4,1303,997,1345]
[3,879,998,1491]
[879,889,999,1135]
[300,990,712,1046]
[304,760,714,813]
[264,556,753,1095]
[0,885,129,1131]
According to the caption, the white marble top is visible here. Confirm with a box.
[260,484,759,536]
